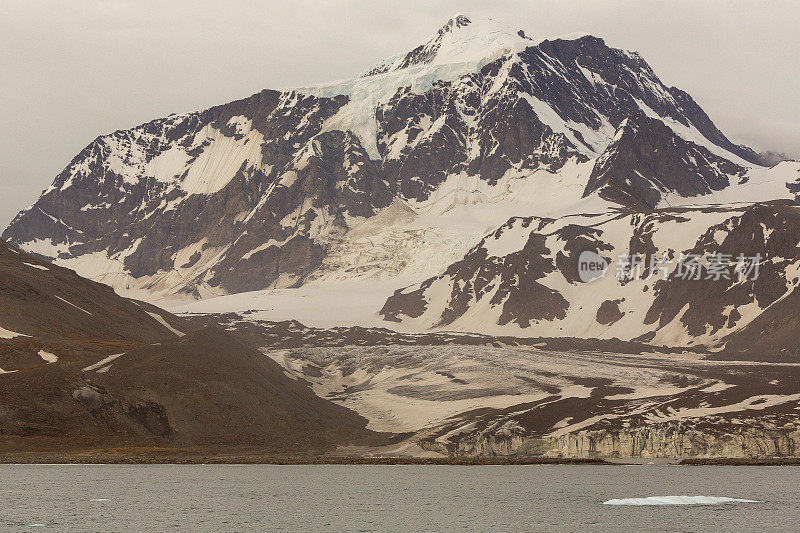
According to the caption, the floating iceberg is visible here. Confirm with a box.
[603,496,759,506]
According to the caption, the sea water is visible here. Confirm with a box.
[1,464,797,531]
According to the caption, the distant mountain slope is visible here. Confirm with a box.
[4,15,791,302]
[0,240,378,454]
[381,201,800,354]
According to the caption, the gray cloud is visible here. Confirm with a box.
[2,0,798,227]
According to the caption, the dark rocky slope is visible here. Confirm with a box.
[583,114,747,209]
[0,241,380,454]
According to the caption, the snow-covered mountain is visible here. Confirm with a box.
[4,15,800,351]
[381,200,800,350]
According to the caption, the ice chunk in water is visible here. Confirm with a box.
[603,495,759,506]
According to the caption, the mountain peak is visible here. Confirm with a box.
[437,14,472,35]
[363,15,531,76]
[6,10,788,308]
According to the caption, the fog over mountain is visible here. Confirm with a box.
[1,0,799,227]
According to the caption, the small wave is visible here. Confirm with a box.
[603,495,759,506]
[90,498,109,502]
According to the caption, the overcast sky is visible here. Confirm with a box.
[2,0,798,227]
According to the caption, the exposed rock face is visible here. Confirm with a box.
[584,114,746,209]
[420,418,800,459]
[595,299,624,325]
[3,15,781,301]
[553,420,800,458]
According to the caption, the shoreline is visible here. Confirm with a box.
[0,453,605,466]
[678,458,800,466]
[2,452,800,465]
